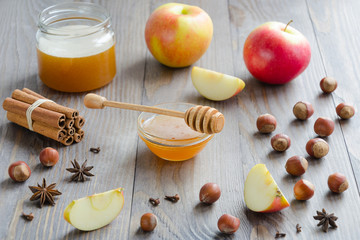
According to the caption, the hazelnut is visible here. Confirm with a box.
[320,77,337,93]
[39,147,59,167]
[8,161,31,182]
[285,156,308,176]
[256,114,277,133]
[293,101,314,120]
[336,103,355,119]
[271,134,291,152]
[314,117,335,137]
[199,183,221,204]
[294,179,315,200]
[328,173,349,193]
[217,214,240,234]
[140,213,157,231]
[306,138,329,158]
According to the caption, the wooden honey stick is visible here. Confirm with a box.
[84,93,225,134]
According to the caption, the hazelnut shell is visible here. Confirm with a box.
[271,133,291,152]
[328,173,349,193]
[336,103,355,119]
[199,183,221,204]
[320,77,337,93]
[8,161,31,182]
[39,147,59,167]
[217,214,240,234]
[256,114,277,133]
[306,138,329,158]
[285,156,308,176]
[140,213,157,231]
[294,179,315,200]
[314,117,335,137]
[293,101,314,120]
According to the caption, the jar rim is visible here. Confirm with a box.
[38,2,111,36]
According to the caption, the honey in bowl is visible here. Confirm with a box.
[36,3,116,92]
[137,103,213,161]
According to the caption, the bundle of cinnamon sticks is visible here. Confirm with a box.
[2,88,85,145]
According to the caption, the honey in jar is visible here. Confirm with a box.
[137,103,213,161]
[36,3,116,92]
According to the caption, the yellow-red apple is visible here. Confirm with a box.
[243,21,311,84]
[64,188,124,231]
[244,164,290,212]
[191,66,245,101]
[145,3,213,68]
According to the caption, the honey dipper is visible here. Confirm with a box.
[84,93,225,134]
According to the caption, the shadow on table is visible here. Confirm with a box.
[1,121,65,152]
[306,155,324,167]
[282,173,299,183]
[62,228,89,239]
[290,198,309,210]
[289,118,308,128]
[243,207,286,237]
[0,178,26,191]
[267,149,287,160]
[325,190,344,201]
[193,202,216,213]
[212,232,238,239]
[134,227,157,238]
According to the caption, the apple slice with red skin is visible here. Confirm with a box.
[244,164,290,212]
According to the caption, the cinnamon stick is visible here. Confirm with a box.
[12,89,78,118]
[60,135,74,146]
[67,128,75,136]
[22,88,46,99]
[74,116,85,129]
[65,119,74,129]
[3,97,66,129]
[74,133,82,143]
[7,112,67,142]
[76,129,84,141]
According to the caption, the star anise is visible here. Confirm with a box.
[29,178,62,208]
[313,208,338,232]
[66,159,94,182]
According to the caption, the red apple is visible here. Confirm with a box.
[145,3,213,68]
[243,21,311,84]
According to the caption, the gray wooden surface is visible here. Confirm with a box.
[0,0,359,239]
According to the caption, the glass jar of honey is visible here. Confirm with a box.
[36,2,116,92]
[137,103,214,161]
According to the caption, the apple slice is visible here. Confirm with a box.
[191,66,245,101]
[244,164,289,212]
[64,188,124,231]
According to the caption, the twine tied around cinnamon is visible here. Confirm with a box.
[26,99,54,131]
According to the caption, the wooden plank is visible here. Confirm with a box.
[227,0,360,239]
[306,0,360,192]
[0,0,148,239]
[128,0,244,239]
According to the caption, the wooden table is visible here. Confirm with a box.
[1,0,359,239]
